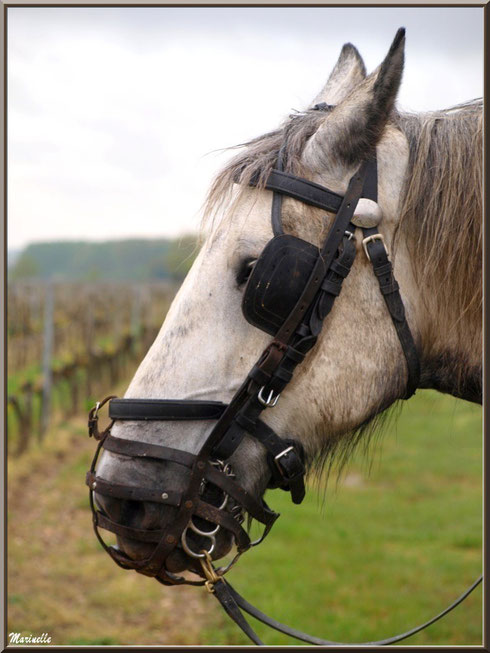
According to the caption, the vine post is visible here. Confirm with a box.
[40,281,54,439]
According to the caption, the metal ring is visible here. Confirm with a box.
[222,463,235,477]
[199,478,229,512]
[217,493,228,511]
[204,480,229,511]
[189,516,221,537]
[181,527,215,559]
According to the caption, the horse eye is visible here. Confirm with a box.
[236,258,257,286]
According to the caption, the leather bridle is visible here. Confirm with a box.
[86,107,481,644]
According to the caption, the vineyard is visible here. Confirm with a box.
[7,281,178,455]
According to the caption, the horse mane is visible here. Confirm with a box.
[394,99,482,351]
[203,99,482,480]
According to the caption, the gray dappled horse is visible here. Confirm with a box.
[91,29,481,622]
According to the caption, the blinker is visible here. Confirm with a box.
[241,234,324,336]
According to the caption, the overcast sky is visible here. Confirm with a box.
[7,6,483,251]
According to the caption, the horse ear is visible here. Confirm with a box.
[304,28,405,171]
[310,43,367,106]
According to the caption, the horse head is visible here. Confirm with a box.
[90,28,481,586]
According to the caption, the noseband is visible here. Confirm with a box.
[86,116,481,644]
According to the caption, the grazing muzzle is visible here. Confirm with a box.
[87,396,304,584]
[86,133,420,586]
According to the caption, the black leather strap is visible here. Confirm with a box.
[224,576,483,646]
[241,232,356,416]
[109,399,226,421]
[87,471,182,506]
[362,232,420,399]
[213,580,265,646]
[311,232,357,333]
[271,142,286,237]
[274,160,371,345]
[95,512,165,543]
[362,153,378,201]
[250,169,343,214]
[359,155,419,399]
[103,434,196,468]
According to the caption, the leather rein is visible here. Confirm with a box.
[86,122,482,644]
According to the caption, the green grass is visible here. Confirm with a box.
[201,390,482,646]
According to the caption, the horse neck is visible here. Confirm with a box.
[416,291,481,403]
[395,104,482,404]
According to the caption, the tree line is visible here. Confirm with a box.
[9,235,198,282]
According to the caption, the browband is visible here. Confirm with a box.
[249,168,344,213]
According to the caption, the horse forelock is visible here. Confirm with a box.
[201,109,330,235]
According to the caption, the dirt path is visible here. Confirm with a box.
[8,416,217,646]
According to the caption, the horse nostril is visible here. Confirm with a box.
[94,493,146,528]
[120,499,146,527]
[93,493,119,520]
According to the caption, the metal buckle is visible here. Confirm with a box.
[344,230,355,241]
[258,386,281,408]
[88,402,101,437]
[362,233,389,261]
[274,446,294,468]
[88,396,116,440]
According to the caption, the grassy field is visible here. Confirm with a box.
[8,390,481,646]
[202,390,482,645]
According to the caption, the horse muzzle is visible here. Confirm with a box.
[90,457,241,576]
[86,395,302,585]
